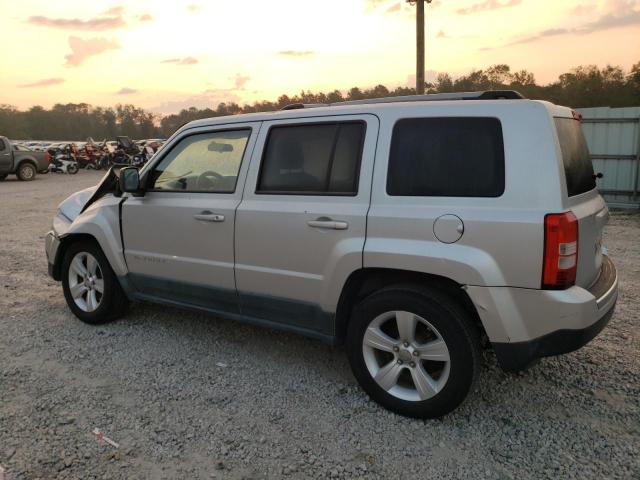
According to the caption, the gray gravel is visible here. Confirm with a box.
[1,171,638,479]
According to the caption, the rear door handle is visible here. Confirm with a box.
[307,219,348,230]
[194,211,225,222]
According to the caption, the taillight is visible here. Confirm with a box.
[45,152,51,163]
[542,212,578,289]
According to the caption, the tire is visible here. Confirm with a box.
[347,285,481,419]
[0,174,7,181]
[61,240,128,324]
[16,162,36,181]
[67,163,79,174]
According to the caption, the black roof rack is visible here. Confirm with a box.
[279,90,525,110]
[281,103,328,110]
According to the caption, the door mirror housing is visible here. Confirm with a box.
[119,167,143,195]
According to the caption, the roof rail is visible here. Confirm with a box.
[279,90,525,110]
[333,90,525,106]
[281,103,328,110]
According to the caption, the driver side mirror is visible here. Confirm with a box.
[119,167,143,196]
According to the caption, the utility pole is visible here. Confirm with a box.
[408,0,432,94]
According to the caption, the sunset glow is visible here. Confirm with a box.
[2,0,639,114]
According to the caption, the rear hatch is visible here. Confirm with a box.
[554,115,608,288]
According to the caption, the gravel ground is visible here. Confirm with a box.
[0,171,638,479]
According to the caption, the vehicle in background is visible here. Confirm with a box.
[99,136,141,169]
[28,142,52,152]
[77,140,103,170]
[13,144,34,152]
[0,136,50,180]
[48,155,79,174]
[47,143,79,174]
[144,139,164,152]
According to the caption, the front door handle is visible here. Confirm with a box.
[194,211,225,222]
[307,219,348,230]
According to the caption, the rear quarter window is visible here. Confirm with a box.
[554,118,596,197]
[387,117,505,197]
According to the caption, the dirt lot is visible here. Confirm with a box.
[0,171,638,479]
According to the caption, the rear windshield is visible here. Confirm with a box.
[555,118,595,196]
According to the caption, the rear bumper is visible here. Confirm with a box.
[467,255,618,371]
[492,301,615,371]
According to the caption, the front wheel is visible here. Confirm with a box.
[347,286,481,418]
[61,241,128,324]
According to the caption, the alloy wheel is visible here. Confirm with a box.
[362,310,451,402]
[67,252,104,312]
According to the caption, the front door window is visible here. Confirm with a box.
[150,129,251,193]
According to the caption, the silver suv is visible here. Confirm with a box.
[45,91,618,418]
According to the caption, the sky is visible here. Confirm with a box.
[1,0,639,115]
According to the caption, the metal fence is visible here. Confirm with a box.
[577,106,640,208]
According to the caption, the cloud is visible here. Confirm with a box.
[186,4,201,11]
[27,14,125,30]
[277,50,316,57]
[138,14,153,22]
[117,87,137,95]
[64,36,119,66]
[437,30,447,38]
[386,3,401,13]
[482,0,640,49]
[104,6,124,15]
[161,57,198,65]
[18,78,65,88]
[505,5,640,46]
[579,6,640,33]
[571,3,598,15]
[456,0,521,15]
[234,74,250,89]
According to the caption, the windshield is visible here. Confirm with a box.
[555,118,596,197]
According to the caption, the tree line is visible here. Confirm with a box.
[2,62,638,141]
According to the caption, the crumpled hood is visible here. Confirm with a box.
[58,185,99,221]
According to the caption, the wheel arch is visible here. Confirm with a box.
[51,233,102,281]
[16,158,38,172]
[334,268,486,344]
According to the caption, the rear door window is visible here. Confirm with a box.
[554,118,596,196]
[257,122,365,195]
[387,117,505,197]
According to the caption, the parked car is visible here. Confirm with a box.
[0,136,50,180]
[44,91,617,418]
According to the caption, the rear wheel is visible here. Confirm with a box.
[61,241,128,324]
[17,163,36,181]
[347,286,481,418]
